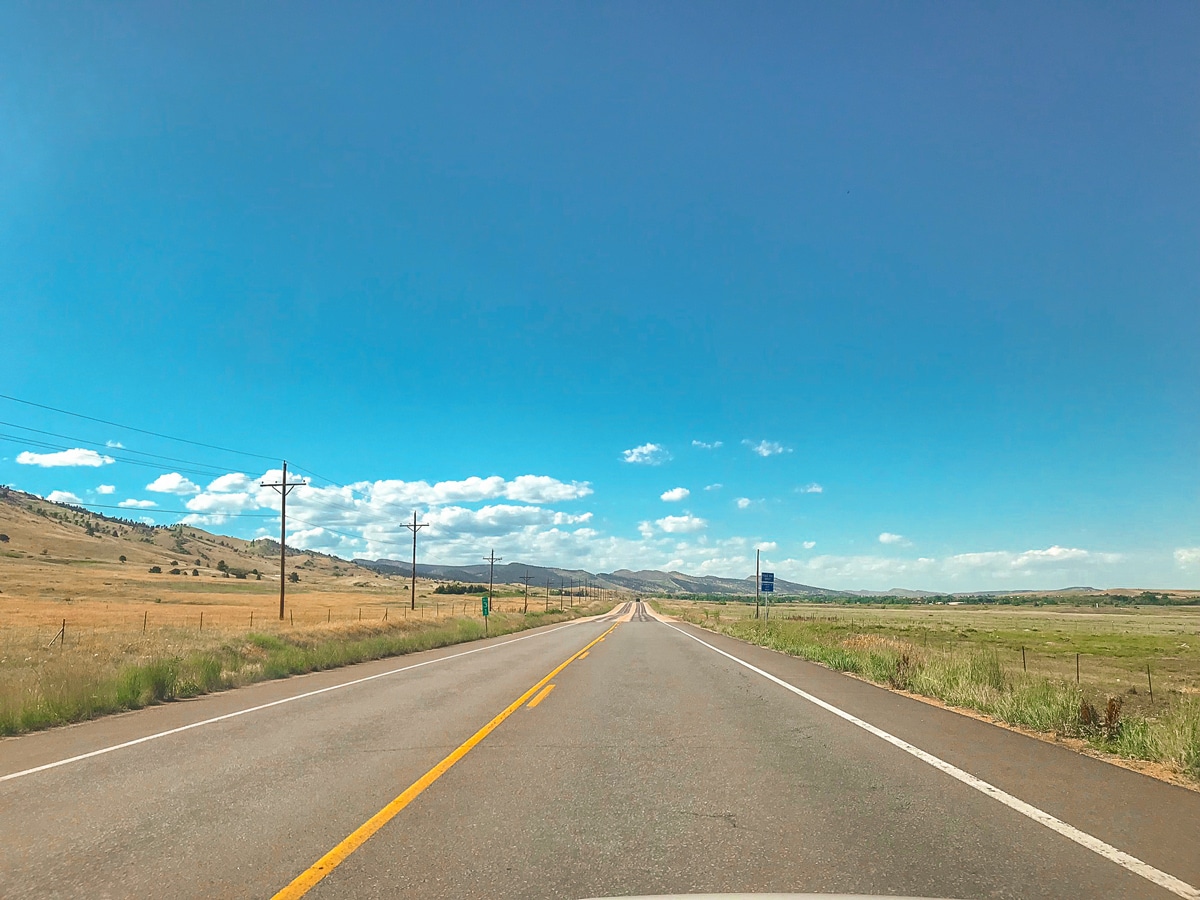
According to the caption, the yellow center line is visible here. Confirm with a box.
[270,620,620,900]
[526,683,556,708]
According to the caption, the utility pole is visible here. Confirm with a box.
[559,576,565,611]
[755,548,761,620]
[484,549,502,611]
[405,511,429,610]
[262,461,306,621]
[521,569,532,613]
[545,576,551,612]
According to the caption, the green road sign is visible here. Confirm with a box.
[481,596,490,617]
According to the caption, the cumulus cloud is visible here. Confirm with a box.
[798,483,823,494]
[505,474,593,503]
[341,474,591,507]
[942,546,1104,572]
[692,440,723,450]
[622,443,670,465]
[660,487,690,502]
[736,497,752,509]
[105,440,124,449]
[1176,548,1200,567]
[96,484,116,495]
[118,499,157,509]
[704,483,723,491]
[656,514,707,534]
[802,541,816,550]
[146,473,201,495]
[17,448,114,467]
[879,532,908,545]
[47,490,83,505]
[742,440,791,458]
[205,473,257,493]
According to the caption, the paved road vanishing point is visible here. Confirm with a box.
[3,601,1199,899]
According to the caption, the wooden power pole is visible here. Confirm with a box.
[520,569,532,613]
[484,549,502,611]
[261,461,306,621]
[405,511,429,610]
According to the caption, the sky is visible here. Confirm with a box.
[1,2,1197,591]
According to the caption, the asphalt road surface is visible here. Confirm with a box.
[3,601,1199,899]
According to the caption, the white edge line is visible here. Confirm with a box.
[0,614,616,785]
[662,620,1200,900]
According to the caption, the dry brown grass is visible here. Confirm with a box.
[0,490,595,733]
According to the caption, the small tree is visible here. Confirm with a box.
[192,568,199,576]
[0,534,9,543]
[119,555,127,563]
[216,560,228,573]
[288,572,300,583]
[149,566,162,574]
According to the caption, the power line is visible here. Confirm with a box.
[0,393,278,462]
[0,421,233,476]
[0,434,232,480]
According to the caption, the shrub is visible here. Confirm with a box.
[119,555,126,563]
[148,565,162,574]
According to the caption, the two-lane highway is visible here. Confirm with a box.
[3,601,1199,899]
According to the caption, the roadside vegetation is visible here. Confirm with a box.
[655,600,1200,783]
[0,604,607,736]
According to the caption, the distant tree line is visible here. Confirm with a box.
[434,582,489,594]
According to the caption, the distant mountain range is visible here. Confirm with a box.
[355,557,910,597]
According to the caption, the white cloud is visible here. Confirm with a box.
[17,448,114,468]
[118,499,158,509]
[504,475,593,503]
[622,443,670,465]
[656,514,707,534]
[206,473,257,493]
[637,520,656,539]
[105,440,124,449]
[742,439,791,458]
[1176,548,1200,567]
[736,497,753,509]
[692,440,723,450]
[47,490,83,505]
[146,473,201,495]
[96,484,116,495]
[756,541,778,552]
[802,541,816,550]
[798,483,824,494]
[879,532,908,545]
[704,483,723,491]
[660,487,690,502]
[139,515,155,525]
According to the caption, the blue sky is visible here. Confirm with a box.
[2,2,1197,590]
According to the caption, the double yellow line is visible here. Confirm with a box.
[271,619,620,900]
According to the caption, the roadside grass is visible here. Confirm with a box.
[0,604,605,737]
[658,605,1200,782]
